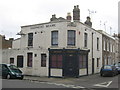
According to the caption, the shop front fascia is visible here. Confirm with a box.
[48,48,90,78]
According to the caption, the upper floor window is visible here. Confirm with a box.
[103,40,106,50]
[112,44,115,52]
[109,42,111,52]
[51,31,58,46]
[107,41,109,51]
[67,30,76,46]
[84,33,88,47]
[28,33,33,46]
[111,43,113,52]
[97,38,99,50]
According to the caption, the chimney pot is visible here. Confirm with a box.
[9,38,14,41]
[66,12,72,21]
[77,5,79,8]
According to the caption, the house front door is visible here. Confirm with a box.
[63,54,78,77]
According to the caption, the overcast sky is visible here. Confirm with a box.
[0,0,119,39]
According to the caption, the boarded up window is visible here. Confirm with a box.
[79,55,87,68]
[51,55,62,68]
[17,56,23,68]
[41,54,46,67]
[27,53,33,67]
[10,58,14,64]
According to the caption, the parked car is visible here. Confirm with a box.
[114,62,120,74]
[100,65,118,77]
[0,64,24,79]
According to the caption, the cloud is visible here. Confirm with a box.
[0,0,119,38]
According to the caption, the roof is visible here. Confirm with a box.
[97,30,115,40]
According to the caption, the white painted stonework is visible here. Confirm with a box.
[2,21,103,77]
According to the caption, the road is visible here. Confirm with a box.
[2,79,66,88]
[1,74,120,89]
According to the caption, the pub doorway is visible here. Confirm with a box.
[63,54,79,77]
[48,48,89,78]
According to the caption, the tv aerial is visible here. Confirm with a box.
[88,9,97,18]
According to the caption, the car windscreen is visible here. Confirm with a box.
[8,65,22,73]
[115,63,120,67]
[103,66,112,69]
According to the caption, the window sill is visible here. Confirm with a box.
[50,67,62,69]
[83,47,88,49]
[79,68,87,69]
[27,46,33,48]
[67,45,76,48]
[26,67,33,68]
[18,67,23,68]
[50,45,59,48]
[97,67,99,69]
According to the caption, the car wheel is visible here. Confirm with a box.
[101,73,105,77]
[6,74,11,79]
[112,73,114,77]
[20,77,23,80]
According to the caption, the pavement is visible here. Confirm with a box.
[22,74,119,89]
[24,75,76,84]
[23,74,100,84]
[23,75,91,88]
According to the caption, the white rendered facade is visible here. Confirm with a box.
[4,20,102,77]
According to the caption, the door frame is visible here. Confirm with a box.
[63,53,79,77]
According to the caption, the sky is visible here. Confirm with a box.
[0,0,119,39]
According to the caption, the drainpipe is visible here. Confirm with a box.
[92,32,94,74]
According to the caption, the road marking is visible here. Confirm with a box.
[29,80,85,88]
[94,81,112,87]
[47,82,85,88]
[72,86,85,88]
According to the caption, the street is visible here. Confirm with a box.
[2,79,66,88]
[1,74,120,89]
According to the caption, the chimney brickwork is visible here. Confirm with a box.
[73,5,80,22]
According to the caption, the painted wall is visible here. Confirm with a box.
[0,35,2,49]
[0,35,2,63]
[5,21,103,76]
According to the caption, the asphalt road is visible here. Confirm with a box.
[1,74,120,89]
[2,79,67,88]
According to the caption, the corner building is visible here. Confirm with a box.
[7,6,102,77]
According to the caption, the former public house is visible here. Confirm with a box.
[2,5,119,78]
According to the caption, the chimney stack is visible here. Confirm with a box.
[73,5,80,22]
[50,14,57,21]
[66,12,72,21]
[9,38,14,41]
[84,16,92,27]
